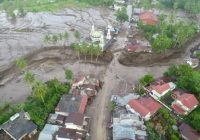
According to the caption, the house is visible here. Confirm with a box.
[112,108,147,140]
[48,114,66,125]
[55,95,88,116]
[0,111,37,140]
[38,124,60,140]
[171,91,199,115]
[139,11,158,26]
[179,123,200,140]
[146,81,176,99]
[55,127,87,140]
[126,97,161,120]
[65,112,88,131]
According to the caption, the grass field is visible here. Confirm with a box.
[0,0,90,13]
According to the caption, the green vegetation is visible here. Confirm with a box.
[195,50,200,59]
[185,106,200,131]
[138,16,197,53]
[139,74,154,86]
[0,103,21,125]
[159,0,200,14]
[0,0,114,14]
[115,7,129,23]
[148,108,179,140]
[71,42,103,62]
[43,32,68,45]
[16,57,27,70]
[74,30,81,42]
[65,68,73,83]
[24,79,70,129]
[108,101,116,112]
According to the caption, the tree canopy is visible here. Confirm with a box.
[115,7,129,23]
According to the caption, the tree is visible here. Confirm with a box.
[24,71,35,85]
[115,7,129,24]
[73,43,81,60]
[152,34,173,53]
[16,57,27,70]
[65,69,73,82]
[139,74,154,86]
[32,80,47,106]
[74,30,81,42]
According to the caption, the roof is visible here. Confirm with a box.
[79,95,88,114]
[128,97,161,117]
[111,94,139,107]
[38,124,60,140]
[55,127,86,139]
[55,95,82,114]
[171,104,186,115]
[113,124,135,140]
[1,111,37,140]
[177,93,199,109]
[65,112,84,126]
[151,83,170,94]
[126,43,140,52]
[139,97,161,114]
[179,123,200,140]
[48,114,66,125]
[128,99,150,117]
[139,11,158,25]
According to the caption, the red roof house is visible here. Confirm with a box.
[139,11,158,26]
[147,82,176,99]
[172,92,199,115]
[126,97,161,120]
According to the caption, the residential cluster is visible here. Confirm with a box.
[0,75,101,140]
[110,77,200,140]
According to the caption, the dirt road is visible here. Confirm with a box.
[90,52,168,140]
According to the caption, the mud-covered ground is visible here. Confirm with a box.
[0,8,115,67]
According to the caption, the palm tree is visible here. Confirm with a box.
[24,71,35,85]
[74,30,81,42]
[32,80,47,106]
[89,44,95,62]
[94,45,102,62]
[43,34,50,44]
[63,31,69,46]
[52,35,58,44]
[73,43,81,60]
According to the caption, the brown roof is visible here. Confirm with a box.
[65,112,84,126]
[179,123,200,140]
[56,127,86,140]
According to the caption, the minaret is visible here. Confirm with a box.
[99,34,105,50]
[106,28,111,40]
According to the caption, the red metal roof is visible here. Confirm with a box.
[177,93,199,109]
[128,99,150,117]
[140,97,161,114]
[171,104,186,115]
[139,11,158,26]
[79,96,88,114]
[151,83,170,94]
[128,97,161,117]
